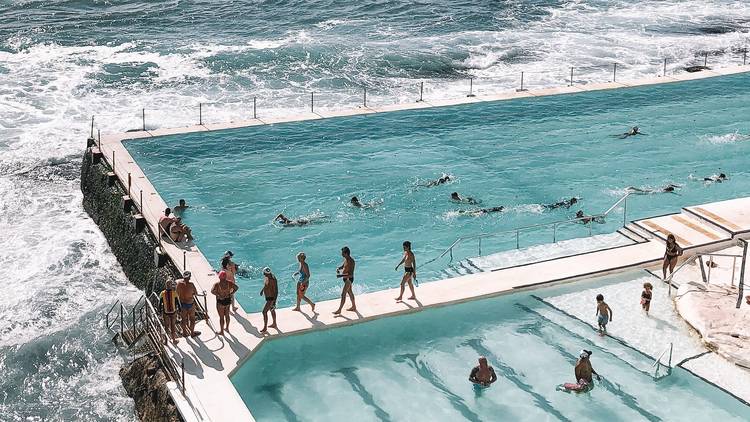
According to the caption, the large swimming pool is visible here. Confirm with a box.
[125,72,750,311]
[230,272,750,421]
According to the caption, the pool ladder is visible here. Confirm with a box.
[652,343,673,380]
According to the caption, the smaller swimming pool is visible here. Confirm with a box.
[231,271,750,421]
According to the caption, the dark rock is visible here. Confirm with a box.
[684,65,711,73]
[120,354,183,422]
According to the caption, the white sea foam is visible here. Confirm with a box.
[701,131,750,144]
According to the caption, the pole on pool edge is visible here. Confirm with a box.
[311,91,314,113]
[467,77,475,97]
[253,96,257,119]
[363,86,367,107]
[663,58,667,77]
[199,102,202,126]
[613,63,617,82]
[142,108,145,131]
[569,67,574,87]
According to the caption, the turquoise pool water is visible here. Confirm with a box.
[125,73,750,311]
[230,273,750,421]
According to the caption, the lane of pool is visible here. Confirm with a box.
[125,72,750,311]
[230,272,750,421]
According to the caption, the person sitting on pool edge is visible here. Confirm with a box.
[158,207,175,238]
[169,217,193,242]
[469,356,497,387]
[451,192,480,205]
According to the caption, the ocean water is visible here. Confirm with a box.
[231,272,750,421]
[2,1,750,420]
[126,72,750,311]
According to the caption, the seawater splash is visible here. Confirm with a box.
[1,0,750,419]
[701,131,750,144]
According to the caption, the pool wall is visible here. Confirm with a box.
[82,64,750,422]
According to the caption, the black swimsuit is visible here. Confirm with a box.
[405,267,414,274]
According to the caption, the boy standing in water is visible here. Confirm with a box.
[395,241,417,301]
[595,294,612,336]
[641,282,653,315]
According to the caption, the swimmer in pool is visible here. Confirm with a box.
[574,350,600,386]
[451,192,480,205]
[616,126,645,139]
[350,196,380,209]
[423,173,453,187]
[274,213,327,227]
[626,184,681,194]
[543,197,579,210]
[469,356,497,387]
[575,210,604,224]
[703,173,728,183]
[459,206,504,217]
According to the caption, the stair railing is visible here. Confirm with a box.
[652,342,673,379]
[423,193,631,267]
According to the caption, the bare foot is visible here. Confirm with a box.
[191,331,201,338]
[311,303,316,313]
[395,297,402,302]
[218,330,224,336]
[347,307,357,312]
[172,339,179,345]
[268,323,277,329]
[233,306,238,312]
[225,326,230,333]
[293,307,301,311]
[260,328,268,334]
[408,296,416,300]
[333,310,342,315]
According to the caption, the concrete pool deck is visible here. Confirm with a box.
[92,64,750,421]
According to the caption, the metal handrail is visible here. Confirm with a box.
[423,193,631,267]
[666,249,746,295]
[105,300,121,330]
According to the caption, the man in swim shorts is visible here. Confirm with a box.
[334,246,357,315]
[469,356,497,387]
[176,271,200,338]
[259,267,278,334]
[395,241,417,301]
[159,279,181,345]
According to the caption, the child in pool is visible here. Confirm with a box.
[641,282,653,315]
[595,294,612,336]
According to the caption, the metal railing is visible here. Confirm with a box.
[86,50,749,134]
[423,193,632,267]
[665,244,748,308]
[653,342,673,379]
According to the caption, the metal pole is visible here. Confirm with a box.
[183,251,186,271]
[623,197,627,227]
[140,189,143,212]
[90,115,94,138]
[112,150,115,173]
[310,91,314,113]
[553,224,557,243]
[520,72,525,91]
[569,67,574,86]
[744,49,747,66]
[588,222,592,236]
[253,96,257,119]
[732,256,737,287]
[704,52,708,67]
[418,82,424,102]
[736,240,748,308]
[127,172,131,196]
[203,291,207,317]
[98,129,101,146]
[363,86,367,107]
[663,58,667,77]
[199,103,202,125]
[467,77,475,97]
[516,230,520,249]
[181,358,185,394]
[613,63,617,82]
[668,343,673,367]
[698,256,708,283]
[142,108,145,131]
[119,304,124,337]
[707,257,713,283]
[478,238,482,256]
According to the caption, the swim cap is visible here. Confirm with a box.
[297,252,306,260]
[182,271,191,279]
[579,350,590,359]
[224,250,234,257]
[262,267,271,275]
[218,270,227,280]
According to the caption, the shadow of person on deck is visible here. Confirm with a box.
[186,336,224,371]
[223,331,250,361]
[169,346,203,379]
[232,312,262,337]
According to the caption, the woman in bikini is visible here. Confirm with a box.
[212,270,238,336]
[292,252,315,312]
[662,233,682,280]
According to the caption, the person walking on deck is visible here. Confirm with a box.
[595,294,612,336]
[259,267,278,333]
[212,270,238,336]
[662,233,682,280]
[159,280,181,345]
[293,252,315,312]
[176,271,200,338]
[221,251,240,312]
[395,241,417,301]
[334,246,357,315]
